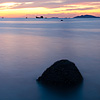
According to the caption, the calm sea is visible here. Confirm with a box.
[0,18,100,100]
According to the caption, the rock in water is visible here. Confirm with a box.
[37,60,83,88]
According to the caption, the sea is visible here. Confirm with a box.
[0,18,100,100]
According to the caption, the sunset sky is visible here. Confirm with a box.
[0,0,100,18]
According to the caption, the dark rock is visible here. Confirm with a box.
[61,20,63,21]
[37,60,83,88]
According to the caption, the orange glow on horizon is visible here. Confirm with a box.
[0,2,100,18]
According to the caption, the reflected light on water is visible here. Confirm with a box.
[0,19,100,100]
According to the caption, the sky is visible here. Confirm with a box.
[0,0,100,18]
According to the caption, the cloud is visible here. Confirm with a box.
[0,0,100,18]
[0,0,100,9]
[0,2,22,10]
[66,7,95,11]
[0,0,100,11]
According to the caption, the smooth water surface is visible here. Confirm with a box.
[0,18,100,100]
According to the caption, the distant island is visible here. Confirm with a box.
[74,15,100,18]
[51,17,59,18]
[36,16,43,18]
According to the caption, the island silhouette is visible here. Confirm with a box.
[74,15,100,18]
[36,16,43,18]
[35,15,100,19]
